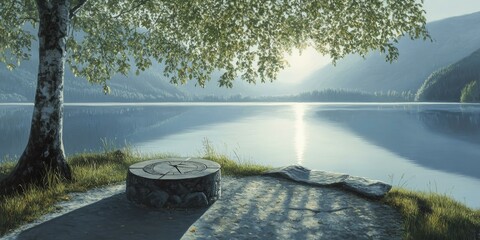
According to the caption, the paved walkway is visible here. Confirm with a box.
[15,176,403,240]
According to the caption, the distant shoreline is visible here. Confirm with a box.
[1,101,480,107]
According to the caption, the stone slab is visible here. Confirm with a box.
[264,165,392,199]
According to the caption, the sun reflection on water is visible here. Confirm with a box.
[293,104,307,165]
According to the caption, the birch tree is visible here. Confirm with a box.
[0,0,429,193]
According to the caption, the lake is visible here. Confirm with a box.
[1,102,479,209]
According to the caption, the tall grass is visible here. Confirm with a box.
[201,139,271,176]
[384,188,480,240]
[0,148,141,235]
[0,167,68,235]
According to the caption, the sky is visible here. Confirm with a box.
[279,0,480,84]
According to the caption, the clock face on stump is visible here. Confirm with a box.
[128,158,221,180]
[143,161,208,176]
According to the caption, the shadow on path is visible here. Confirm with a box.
[16,176,402,240]
[183,176,403,240]
[18,193,207,240]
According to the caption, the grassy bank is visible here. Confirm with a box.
[1,149,479,239]
[0,147,269,236]
[383,188,480,240]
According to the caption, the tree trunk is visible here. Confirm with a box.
[0,1,72,195]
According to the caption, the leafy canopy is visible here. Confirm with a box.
[1,0,429,89]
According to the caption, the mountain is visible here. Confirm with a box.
[301,11,480,93]
[0,57,300,102]
[0,57,190,102]
[415,48,480,102]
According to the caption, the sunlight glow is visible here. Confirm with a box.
[279,47,331,84]
[293,104,307,165]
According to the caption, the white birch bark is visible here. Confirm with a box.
[1,0,72,193]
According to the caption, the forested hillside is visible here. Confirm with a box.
[415,48,480,102]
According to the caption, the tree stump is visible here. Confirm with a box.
[126,158,221,209]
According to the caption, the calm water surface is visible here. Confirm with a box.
[1,102,479,208]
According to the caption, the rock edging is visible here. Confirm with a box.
[264,165,392,199]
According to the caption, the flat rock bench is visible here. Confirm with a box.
[264,165,392,199]
[126,158,221,208]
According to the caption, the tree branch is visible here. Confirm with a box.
[70,0,88,19]
[112,0,149,18]
[20,16,39,22]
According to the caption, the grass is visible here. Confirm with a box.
[202,139,271,176]
[0,145,479,239]
[383,188,480,240]
[0,143,270,236]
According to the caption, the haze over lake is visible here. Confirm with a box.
[1,102,479,208]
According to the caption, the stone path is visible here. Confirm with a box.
[182,176,402,240]
[12,175,403,240]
